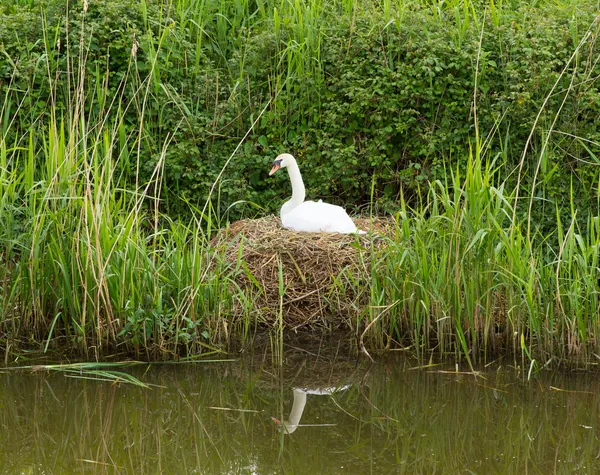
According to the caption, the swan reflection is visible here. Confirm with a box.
[276,384,352,434]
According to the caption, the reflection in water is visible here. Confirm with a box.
[277,385,352,434]
[0,353,599,473]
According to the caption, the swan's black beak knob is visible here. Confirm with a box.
[269,159,282,176]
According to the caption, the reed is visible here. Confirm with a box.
[0,24,236,358]
[355,141,600,367]
[0,115,238,358]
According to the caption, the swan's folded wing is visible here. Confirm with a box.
[282,201,358,233]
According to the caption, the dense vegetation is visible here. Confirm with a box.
[3,0,600,218]
[1,0,600,367]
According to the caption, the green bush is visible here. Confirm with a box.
[1,0,600,226]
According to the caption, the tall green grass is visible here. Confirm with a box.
[358,138,600,368]
[0,120,242,357]
[0,59,244,358]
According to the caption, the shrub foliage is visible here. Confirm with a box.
[1,0,600,221]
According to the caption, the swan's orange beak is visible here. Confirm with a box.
[269,159,282,176]
[269,163,280,176]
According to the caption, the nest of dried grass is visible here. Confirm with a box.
[211,215,396,328]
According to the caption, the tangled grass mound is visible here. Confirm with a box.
[212,216,395,328]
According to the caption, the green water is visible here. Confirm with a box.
[1,348,599,474]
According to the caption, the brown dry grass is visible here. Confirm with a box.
[211,215,396,328]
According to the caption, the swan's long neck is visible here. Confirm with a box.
[283,389,307,434]
[284,159,305,211]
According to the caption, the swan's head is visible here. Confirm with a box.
[269,153,295,176]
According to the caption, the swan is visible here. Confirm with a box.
[269,153,361,233]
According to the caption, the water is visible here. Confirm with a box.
[1,347,599,474]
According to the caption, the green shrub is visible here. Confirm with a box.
[1,0,600,226]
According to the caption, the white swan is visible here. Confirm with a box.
[269,153,361,233]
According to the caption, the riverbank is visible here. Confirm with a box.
[2,151,600,368]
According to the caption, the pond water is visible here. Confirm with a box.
[1,343,599,474]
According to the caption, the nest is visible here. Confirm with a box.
[211,215,395,328]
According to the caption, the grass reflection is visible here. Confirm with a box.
[0,356,598,473]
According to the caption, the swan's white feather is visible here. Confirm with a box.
[282,200,358,233]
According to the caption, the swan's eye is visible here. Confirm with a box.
[269,159,282,176]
